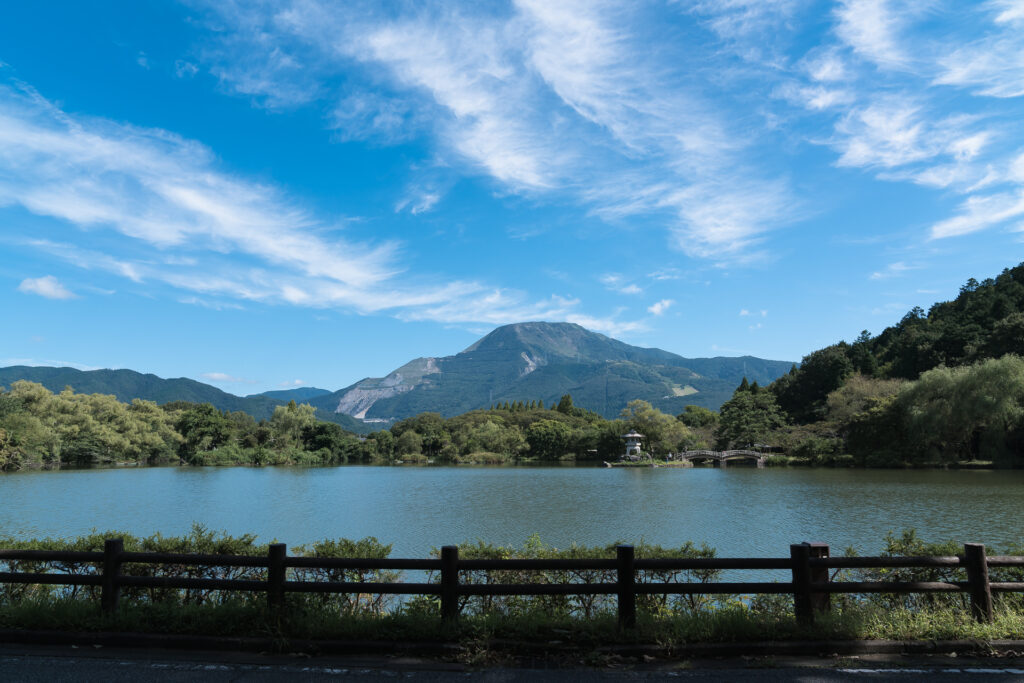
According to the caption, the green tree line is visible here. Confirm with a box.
[710,263,1024,467]
[0,381,701,471]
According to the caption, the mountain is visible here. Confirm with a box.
[310,322,793,421]
[0,366,369,433]
[248,387,332,402]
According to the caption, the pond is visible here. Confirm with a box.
[1,465,1022,558]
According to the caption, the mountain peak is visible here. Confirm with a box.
[460,321,601,358]
[314,321,794,421]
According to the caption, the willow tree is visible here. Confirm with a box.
[898,355,1024,464]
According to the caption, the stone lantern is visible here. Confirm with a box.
[621,430,644,459]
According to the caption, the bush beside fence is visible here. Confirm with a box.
[3,530,1023,629]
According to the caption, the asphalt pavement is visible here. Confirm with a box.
[3,643,1024,682]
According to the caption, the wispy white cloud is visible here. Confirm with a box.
[279,379,305,387]
[0,357,102,371]
[191,0,797,260]
[395,186,442,214]
[648,268,682,281]
[869,261,917,279]
[648,299,674,315]
[751,0,1024,245]
[0,80,396,289]
[834,0,913,70]
[2,75,633,329]
[934,1,1024,98]
[179,296,244,311]
[174,60,199,79]
[930,191,1024,239]
[832,101,987,170]
[17,275,76,299]
[201,372,250,383]
[564,312,647,337]
[600,273,643,295]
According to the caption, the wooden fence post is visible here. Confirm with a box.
[440,545,459,624]
[617,545,636,629]
[101,538,123,615]
[964,543,993,623]
[268,543,286,610]
[808,543,831,616]
[790,542,813,625]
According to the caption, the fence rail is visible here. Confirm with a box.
[2,540,1023,627]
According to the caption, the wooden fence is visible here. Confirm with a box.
[2,540,1022,627]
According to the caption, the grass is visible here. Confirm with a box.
[3,599,1023,651]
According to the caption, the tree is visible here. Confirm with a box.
[395,430,423,456]
[772,344,853,423]
[0,427,20,471]
[619,400,691,455]
[174,403,233,459]
[301,421,352,460]
[526,419,574,459]
[824,374,904,430]
[898,355,1024,465]
[677,405,718,429]
[849,330,878,376]
[716,391,785,449]
[556,394,574,414]
[269,401,317,448]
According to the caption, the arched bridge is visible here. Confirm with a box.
[677,450,767,467]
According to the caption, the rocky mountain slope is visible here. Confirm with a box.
[309,322,793,421]
[1,322,793,430]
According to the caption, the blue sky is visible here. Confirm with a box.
[2,0,1024,395]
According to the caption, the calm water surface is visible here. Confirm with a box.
[1,466,1022,557]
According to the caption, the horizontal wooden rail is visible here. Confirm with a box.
[811,556,962,568]
[2,540,1022,627]
[0,550,103,562]
[458,558,618,570]
[285,581,439,595]
[637,558,793,570]
[117,576,266,591]
[0,572,103,586]
[284,557,440,570]
[816,581,967,593]
[635,582,795,595]
[119,552,270,567]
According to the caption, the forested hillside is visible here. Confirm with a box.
[0,366,367,433]
[711,263,1024,468]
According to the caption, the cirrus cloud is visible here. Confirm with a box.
[17,275,76,300]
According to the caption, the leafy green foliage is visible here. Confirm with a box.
[0,382,365,470]
[618,400,692,455]
[715,387,785,449]
[0,366,370,434]
[5,528,1021,647]
[756,263,1024,466]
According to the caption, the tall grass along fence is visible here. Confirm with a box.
[2,538,1023,628]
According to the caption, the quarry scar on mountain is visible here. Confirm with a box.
[320,322,792,422]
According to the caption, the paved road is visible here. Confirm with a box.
[3,645,1024,681]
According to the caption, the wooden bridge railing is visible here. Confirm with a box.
[2,541,1023,627]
